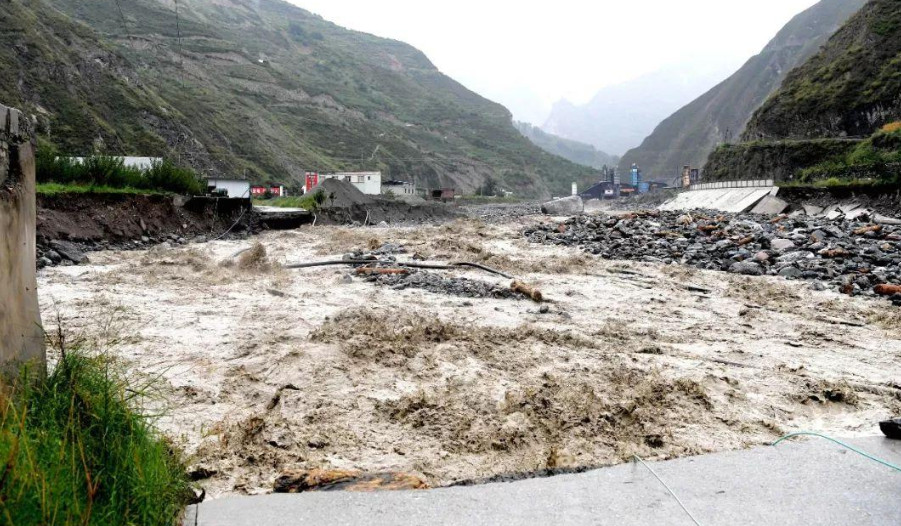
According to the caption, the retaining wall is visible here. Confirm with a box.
[0,104,45,373]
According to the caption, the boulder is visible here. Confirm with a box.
[49,240,89,264]
[779,266,803,279]
[770,239,796,252]
[730,261,763,276]
[541,196,584,216]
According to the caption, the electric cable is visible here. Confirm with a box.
[772,432,901,473]
[632,455,702,526]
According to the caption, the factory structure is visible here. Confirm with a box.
[578,164,670,201]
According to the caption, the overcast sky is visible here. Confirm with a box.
[288,0,820,124]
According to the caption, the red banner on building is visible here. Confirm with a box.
[305,172,319,192]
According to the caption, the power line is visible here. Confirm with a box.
[113,0,129,36]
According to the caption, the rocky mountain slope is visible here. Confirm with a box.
[618,0,865,181]
[513,122,618,170]
[706,0,901,184]
[542,62,739,156]
[744,0,901,140]
[0,0,598,198]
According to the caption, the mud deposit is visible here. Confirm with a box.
[37,218,901,498]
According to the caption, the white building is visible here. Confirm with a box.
[319,171,382,195]
[207,177,251,198]
[69,156,161,171]
[381,179,416,196]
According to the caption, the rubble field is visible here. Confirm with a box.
[37,214,901,498]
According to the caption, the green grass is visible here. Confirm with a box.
[36,144,204,196]
[795,129,901,184]
[36,183,167,196]
[0,351,191,525]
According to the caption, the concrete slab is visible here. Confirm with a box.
[659,187,773,213]
[187,437,901,526]
[840,202,862,215]
[750,195,789,215]
[802,205,824,216]
[820,204,841,218]
[845,208,872,221]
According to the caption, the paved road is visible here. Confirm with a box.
[186,436,901,525]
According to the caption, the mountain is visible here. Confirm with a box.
[619,0,866,182]
[541,62,739,156]
[744,0,901,140]
[705,0,901,184]
[513,122,618,170]
[0,0,599,198]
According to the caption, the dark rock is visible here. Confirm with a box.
[730,261,763,276]
[49,240,89,264]
[779,266,803,279]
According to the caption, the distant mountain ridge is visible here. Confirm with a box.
[0,0,599,198]
[513,122,619,170]
[618,0,866,182]
[541,62,739,156]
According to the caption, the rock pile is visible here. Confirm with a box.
[367,270,523,300]
[463,203,542,222]
[526,210,901,305]
[36,233,226,269]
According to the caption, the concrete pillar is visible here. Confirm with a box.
[0,104,45,375]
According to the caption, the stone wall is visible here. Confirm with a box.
[0,104,45,373]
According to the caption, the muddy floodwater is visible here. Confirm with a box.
[37,217,901,498]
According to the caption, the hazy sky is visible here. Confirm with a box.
[288,0,820,124]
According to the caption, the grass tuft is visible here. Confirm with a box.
[0,351,190,525]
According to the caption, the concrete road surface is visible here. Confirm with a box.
[186,436,901,525]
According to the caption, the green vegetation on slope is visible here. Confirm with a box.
[513,121,619,170]
[0,352,190,525]
[3,0,598,198]
[619,0,865,181]
[796,125,901,184]
[745,0,901,140]
[36,146,204,195]
[704,138,859,183]
[704,124,901,186]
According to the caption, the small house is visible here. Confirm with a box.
[311,171,382,195]
[381,179,416,196]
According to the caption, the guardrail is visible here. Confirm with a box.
[688,179,774,191]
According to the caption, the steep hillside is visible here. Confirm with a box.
[542,62,739,156]
[513,122,618,169]
[619,0,865,181]
[0,0,598,198]
[745,0,901,140]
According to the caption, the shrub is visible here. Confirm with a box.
[36,145,204,195]
[144,160,204,195]
[0,352,191,525]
